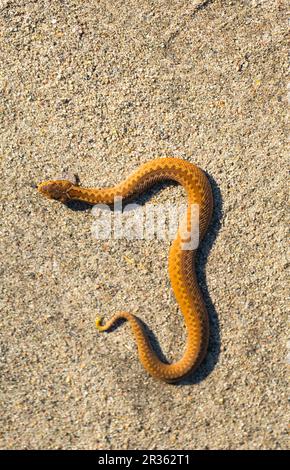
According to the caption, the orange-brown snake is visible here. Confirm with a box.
[38,158,213,382]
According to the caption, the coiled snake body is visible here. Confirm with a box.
[38,158,213,382]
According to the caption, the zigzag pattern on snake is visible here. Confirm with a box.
[38,157,213,382]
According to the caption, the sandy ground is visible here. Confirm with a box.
[0,0,288,450]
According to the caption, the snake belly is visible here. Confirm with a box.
[38,158,213,382]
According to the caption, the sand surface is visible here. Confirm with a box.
[0,0,288,449]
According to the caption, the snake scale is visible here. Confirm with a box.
[38,158,213,382]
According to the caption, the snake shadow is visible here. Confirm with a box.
[65,173,223,386]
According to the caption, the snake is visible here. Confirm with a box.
[37,157,213,382]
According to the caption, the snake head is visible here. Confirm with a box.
[37,180,73,203]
